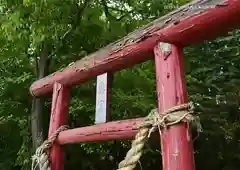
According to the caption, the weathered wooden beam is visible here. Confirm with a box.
[30,0,240,97]
[48,83,71,170]
[154,42,195,170]
[57,118,145,144]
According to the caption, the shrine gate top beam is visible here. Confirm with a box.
[30,0,240,97]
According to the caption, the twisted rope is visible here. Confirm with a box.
[31,125,68,170]
[117,102,202,170]
[31,103,201,170]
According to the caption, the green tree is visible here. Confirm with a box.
[0,0,240,170]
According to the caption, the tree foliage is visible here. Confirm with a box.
[0,0,240,170]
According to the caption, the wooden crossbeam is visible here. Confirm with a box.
[57,118,145,144]
[30,0,240,97]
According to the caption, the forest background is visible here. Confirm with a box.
[0,0,240,170]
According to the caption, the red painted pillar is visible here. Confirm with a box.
[154,42,195,170]
[48,82,71,170]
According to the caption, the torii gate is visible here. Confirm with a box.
[30,0,240,170]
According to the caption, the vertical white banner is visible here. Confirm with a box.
[95,73,108,124]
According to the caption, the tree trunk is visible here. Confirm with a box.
[31,44,50,150]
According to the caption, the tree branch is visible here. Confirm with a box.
[60,0,89,41]
[100,0,128,21]
[48,0,90,59]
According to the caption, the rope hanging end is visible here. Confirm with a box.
[31,125,68,170]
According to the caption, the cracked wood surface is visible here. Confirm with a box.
[57,118,145,144]
[30,0,240,97]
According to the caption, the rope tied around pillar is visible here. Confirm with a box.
[117,102,202,170]
[31,102,201,170]
[31,125,68,170]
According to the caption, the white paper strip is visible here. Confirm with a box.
[95,73,109,124]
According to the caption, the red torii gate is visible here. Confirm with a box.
[30,0,240,170]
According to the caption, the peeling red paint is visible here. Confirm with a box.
[31,1,240,169]
[57,118,145,144]
[154,42,195,170]
[48,83,71,170]
[30,0,240,97]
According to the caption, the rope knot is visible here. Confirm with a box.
[31,103,202,170]
[31,125,68,170]
[118,102,202,170]
[145,102,200,136]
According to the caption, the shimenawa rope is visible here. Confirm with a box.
[31,125,68,170]
[117,102,202,170]
[31,102,202,170]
